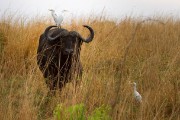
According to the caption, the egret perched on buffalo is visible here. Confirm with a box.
[48,9,68,28]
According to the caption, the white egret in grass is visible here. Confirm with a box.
[49,9,68,28]
[130,82,142,103]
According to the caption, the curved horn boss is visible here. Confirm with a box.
[44,25,68,41]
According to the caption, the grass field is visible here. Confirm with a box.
[0,13,180,120]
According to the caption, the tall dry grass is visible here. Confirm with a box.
[0,13,180,120]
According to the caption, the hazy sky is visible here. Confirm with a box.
[1,0,180,19]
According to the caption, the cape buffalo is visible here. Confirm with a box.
[37,25,94,90]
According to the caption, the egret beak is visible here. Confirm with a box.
[48,9,54,12]
[62,10,68,13]
[128,81,133,84]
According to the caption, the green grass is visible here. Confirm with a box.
[53,103,111,120]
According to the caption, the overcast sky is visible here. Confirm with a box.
[1,0,180,20]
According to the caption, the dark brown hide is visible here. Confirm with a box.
[37,25,94,90]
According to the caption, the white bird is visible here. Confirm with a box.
[130,82,142,103]
[49,9,68,28]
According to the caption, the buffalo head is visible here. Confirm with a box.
[44,25,94,55]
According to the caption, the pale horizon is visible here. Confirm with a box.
[1,0,180,20]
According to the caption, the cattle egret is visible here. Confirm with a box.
[130,82,142,103]
[49,9,68,28]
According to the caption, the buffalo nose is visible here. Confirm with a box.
[65,49,73,54]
